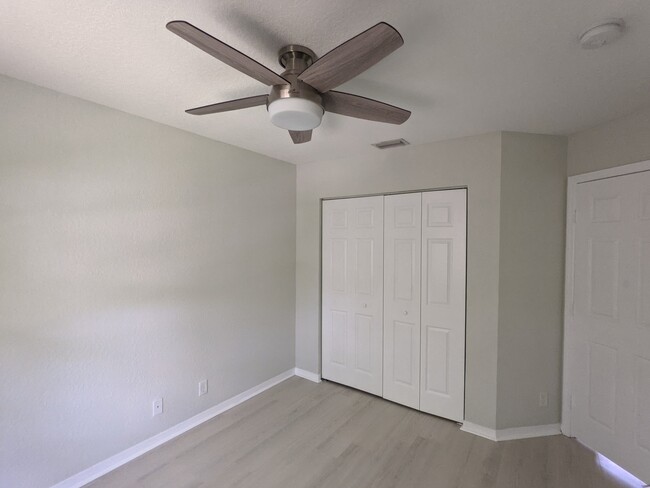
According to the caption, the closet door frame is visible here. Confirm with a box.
[320,187,468,419]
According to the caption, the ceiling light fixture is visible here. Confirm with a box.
[268,97,324,131]
[579,18,625,49]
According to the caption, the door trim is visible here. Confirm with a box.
[562,159,650,437]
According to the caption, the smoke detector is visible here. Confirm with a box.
[579,19,625,49]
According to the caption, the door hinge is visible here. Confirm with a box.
[573,208,577,223]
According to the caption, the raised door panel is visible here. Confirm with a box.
[588,239,620,319]
[383,193,421,409]
[634,357,650,454]
[588,342,617,430]
[420,189,466,422]
[639,241,650,327]
[424,326,450,395]
[322,196,384,396]
[330,239,348,293]
[330,310,348,366]
[426,239,452,305]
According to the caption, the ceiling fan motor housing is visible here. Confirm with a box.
[278,45,317,70]
[267,45,324,131]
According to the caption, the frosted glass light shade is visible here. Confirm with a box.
[268,98,323,131]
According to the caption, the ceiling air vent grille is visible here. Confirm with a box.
[372,138,410,149]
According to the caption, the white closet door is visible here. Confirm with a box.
[322,196,384,396]
[420,189,467,422]
[571,170,650,484]
[383,193,422,409]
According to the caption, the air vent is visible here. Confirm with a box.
[372,138,410,149]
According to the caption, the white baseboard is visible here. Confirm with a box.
[51,368,295,488]
[496,423,562,441]
[294,368,321,383]
[461,421,561,442]
[461,422,499,441]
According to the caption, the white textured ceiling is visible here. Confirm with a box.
[0,0,649,164]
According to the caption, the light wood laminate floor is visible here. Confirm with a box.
[88,377,641,488]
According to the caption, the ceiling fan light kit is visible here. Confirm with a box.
[268,98,323,131]
[166,20,411,144]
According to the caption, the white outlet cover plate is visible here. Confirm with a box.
[153,398,163,416]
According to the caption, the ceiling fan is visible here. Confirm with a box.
[166,20,411,144]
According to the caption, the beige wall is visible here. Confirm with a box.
[568,106,650,176]
[496,132,567,429]
[0,75,296,487]
[296,133,503,429]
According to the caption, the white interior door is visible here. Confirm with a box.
[420,189,467,422]
[571,170,650,483]
[383,193,422,409]
[322,196,384,396]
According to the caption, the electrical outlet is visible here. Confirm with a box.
[539,392,548,407]
[198,379,208,396]
[153,397,163,416]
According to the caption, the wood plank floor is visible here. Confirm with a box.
[87,377,640,488]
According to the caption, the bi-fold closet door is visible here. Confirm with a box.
[322,189,466,422]
[321,196,384,396]
[383,192,422,409]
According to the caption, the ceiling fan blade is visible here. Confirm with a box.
[186,95,268,115]
[289,130,312,144]
[298,22,403,93]
[322,91,410,124]
[167,21,288,86]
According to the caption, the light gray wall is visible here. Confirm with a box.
[0,75,296,488]
[496,132,567,429]
[296,133,503,429]
[568,106,650,176]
